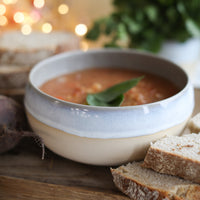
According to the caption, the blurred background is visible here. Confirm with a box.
[0,0,200,87]
[0,0,112,49]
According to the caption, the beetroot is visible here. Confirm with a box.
[0,95,35,153]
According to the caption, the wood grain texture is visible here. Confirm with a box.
[0,138,114,189]
[0,135,126,199]
[0,175,129,200]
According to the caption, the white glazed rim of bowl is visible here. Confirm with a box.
[25,48,194,139]
[29,48,190,111]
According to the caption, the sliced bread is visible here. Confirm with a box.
[111,162,200,200]
[0,30,80,66]
[0,64,31,89]
[188,113,200,133]
[143,133,200,184]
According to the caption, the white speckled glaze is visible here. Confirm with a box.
[24,49,194,165]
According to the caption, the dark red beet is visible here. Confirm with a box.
[0,95,35,153]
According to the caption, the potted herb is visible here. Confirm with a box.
[86,0,200,85]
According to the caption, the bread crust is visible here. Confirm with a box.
[0,66,30,89]
[111,167,200,200]
[0,48,55,66]
[0,31,80,66]
[0,31,80,92]
[143,147,200,184]
[111,168,181,200]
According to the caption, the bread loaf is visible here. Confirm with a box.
[0,64,31,89]
[0,30,80,101]
[143,133,200,184]
[0,30,80,66]
[111,162,200,200]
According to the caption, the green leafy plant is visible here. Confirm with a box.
[86,76,143,106]
[86,0,200,52]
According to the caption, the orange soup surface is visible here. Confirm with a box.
[40,68,179,106]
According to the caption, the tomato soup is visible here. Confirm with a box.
[40,68,179,106]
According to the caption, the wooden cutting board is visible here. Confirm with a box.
[0,89,199,200]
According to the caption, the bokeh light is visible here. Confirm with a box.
[3,0,18,4]
[22,12,35,24]
[13,12,24,23]
[33,0,45,9]
[21,24,32,35]
[42,22,52,33]
[0,15,7,26]
[0,4,6,16]
[58,4,69,15]
[75,24,88,36]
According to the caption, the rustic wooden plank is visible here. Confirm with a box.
[0,138,115,190]
[0,175,129,200]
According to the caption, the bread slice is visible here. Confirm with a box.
[111,162,200,200]
[0,64,31,89]
[0,30,80,66]
[188,113,200,133]
[143,133,200,184]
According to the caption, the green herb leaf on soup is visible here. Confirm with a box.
[87,94,124,107]
[86,76,144,107]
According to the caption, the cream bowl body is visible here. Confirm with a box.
[24,49,194,165]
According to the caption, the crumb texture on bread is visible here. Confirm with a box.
[111,162,200,200]
[143,134,200,184]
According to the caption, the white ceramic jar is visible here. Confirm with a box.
[158,38,200,88]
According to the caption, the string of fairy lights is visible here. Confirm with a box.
[0,0,88,36]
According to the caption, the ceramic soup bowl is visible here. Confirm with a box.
[24,49,194,166]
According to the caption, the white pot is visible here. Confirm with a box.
[158,38,200,88]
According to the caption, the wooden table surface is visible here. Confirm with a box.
[0,89,199,200]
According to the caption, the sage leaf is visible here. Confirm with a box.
[86,76,143,107]
[87,94,124,107]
